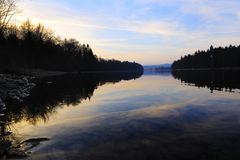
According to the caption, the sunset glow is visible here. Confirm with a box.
[15,0,240,64]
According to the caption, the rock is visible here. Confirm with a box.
[19,137,50,151]
[6,149,27,158]
[22,137,50,143]
[0,74,35,104]
[22,77,28,83]
[0,131,12,137]
[7,93,22,102]
[4,82,18,89]
[0,98,5,108]
[14,79,26,85]
[0,108,6,112]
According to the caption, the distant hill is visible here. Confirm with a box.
[144,64,171,70]
[144,64,172,73]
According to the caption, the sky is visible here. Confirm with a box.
[14,0,240,65]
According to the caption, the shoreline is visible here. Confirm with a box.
[0,69,143,105]
[172,67,240,71]
[15,69,73,79]
[0,74,36,104]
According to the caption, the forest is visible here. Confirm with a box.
[172,45,240,70]
[0,1,143,73]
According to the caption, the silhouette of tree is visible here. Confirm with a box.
[0,20,143,73]
[172,45,240,70]
[0,1,143,73]
[0,0,18,29]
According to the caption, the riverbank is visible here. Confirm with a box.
[0,74,36,108]
[0,72,55,158]
[172,67,240,71]
[0,68,73,112]
[21,69,73,78]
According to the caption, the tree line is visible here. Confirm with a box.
[172,45,240,70]
[0,1,143,73]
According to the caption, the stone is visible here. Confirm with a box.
[0,99,5,108]
[0,131,12,137]
[0,74,35,103]
[6,149,27,158]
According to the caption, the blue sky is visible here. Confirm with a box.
[15,0,240,65]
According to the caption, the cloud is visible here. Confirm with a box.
[14,0,240,64]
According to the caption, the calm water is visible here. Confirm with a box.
[2,71,240,160]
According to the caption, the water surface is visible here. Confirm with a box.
[2,71,240,160]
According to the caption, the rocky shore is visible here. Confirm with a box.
[0,74,36,107]
[0,74,36,158]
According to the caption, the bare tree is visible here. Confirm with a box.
[0,0,18,29]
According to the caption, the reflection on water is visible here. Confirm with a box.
[1,71,240,160]
[0,72,143,158]
[172,70,240,93]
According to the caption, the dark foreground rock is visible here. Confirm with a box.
[0,137,50,159]
[0,74,36,159]
[0,74,36,107]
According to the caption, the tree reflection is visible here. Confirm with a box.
[172,70,240,93]
[0,71,143,158]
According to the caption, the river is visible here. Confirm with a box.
[1,71,240,160]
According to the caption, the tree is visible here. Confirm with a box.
[0,0,18,29]
[0,18,144,72]
[172,45,240,70]
[210,45,214,51]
